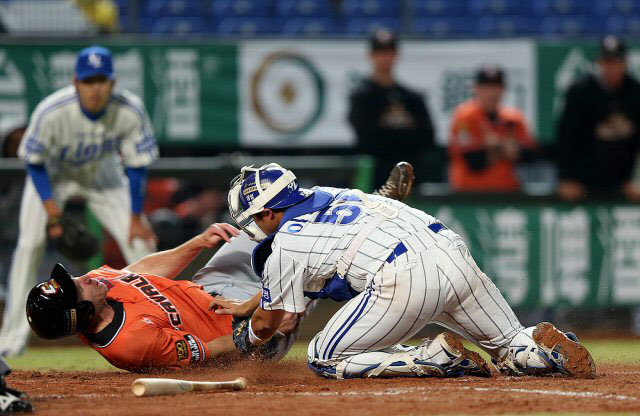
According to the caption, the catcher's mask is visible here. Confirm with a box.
[26,263,96,340]
[228,163,313,241]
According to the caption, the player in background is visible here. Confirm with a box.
[25,224,251,372]
[0,356,32,413]
[214,163,596,379]
[0,45,158,357]
[448,65,537,192]
[194,162,415,359]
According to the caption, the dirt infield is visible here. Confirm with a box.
[8,361,640,415]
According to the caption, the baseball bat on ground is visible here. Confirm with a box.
[132,377,247,397]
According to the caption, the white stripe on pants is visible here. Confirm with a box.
[308,230,523,373]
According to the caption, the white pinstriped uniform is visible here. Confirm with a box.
[259,187,525,377]
[0,85,158,355]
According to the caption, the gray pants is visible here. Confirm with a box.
[193,233,316,359]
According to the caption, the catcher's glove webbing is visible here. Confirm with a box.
[232,317,282,360]
[48,216,99,262]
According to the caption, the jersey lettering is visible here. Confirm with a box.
[119,273,183,328]
[314,204,362,225]
[59,136,118,166]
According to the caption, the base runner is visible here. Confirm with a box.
[24,224,278,372]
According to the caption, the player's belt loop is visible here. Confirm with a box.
[386,242,408,263]
[428,222,447,233]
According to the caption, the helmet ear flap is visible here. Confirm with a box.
[229,183,241,213]
[76,300,96,332]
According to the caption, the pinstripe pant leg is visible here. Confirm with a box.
[429,239,524,360]
[309,252,446,366]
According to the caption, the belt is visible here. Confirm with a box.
[385,223,445,263]
[428,222,446,233]
[386,242,408,263]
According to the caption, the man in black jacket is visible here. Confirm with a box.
[557,35,640,201]
[348,29,435,186]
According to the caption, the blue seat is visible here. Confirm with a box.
[596,0,640,15]
[342,0,401,17]
[275,0,336,17]
[345,17,401,34]
[533,0,595,15]
[412,17,478,37]
[606,15,640,35]
[476,16,539,36]
[413,0,467,17]
[144,0,206,18]
[212,0,271,18]
[216,17,274,35]
[149,16,208,34]
[540,16,604,35]
[469,0,532,15]
[280,17,340,34]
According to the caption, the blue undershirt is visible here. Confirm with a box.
[79,102,107,121]
[125,166,148,214]
[26,164,53,201]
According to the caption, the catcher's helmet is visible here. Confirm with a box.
[26,263,96,340]
[228,163,313,241]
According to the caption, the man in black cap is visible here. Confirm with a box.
[448,65,537,192]
[348,28,435,187]
[557,35,640,201]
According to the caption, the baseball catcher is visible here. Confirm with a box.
[213,162,596,379]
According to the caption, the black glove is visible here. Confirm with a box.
[48,216,99,262]
[232,317,283,360]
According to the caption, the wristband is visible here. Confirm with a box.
[248,320,263,346]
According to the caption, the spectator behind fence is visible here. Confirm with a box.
[448,65,537,192]
[557,35,640,201]
[348,28,435,186]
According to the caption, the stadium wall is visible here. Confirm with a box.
[2,39,639,147]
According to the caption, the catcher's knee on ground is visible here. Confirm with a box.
[307,333,466,379]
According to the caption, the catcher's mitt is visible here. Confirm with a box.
[232,317,283,360]
[47,216,99,262]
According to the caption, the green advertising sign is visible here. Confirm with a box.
[0,41,238,145]
[415,202,640,308]
[536,41,640,143]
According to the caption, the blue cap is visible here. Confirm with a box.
[76,46,114,81]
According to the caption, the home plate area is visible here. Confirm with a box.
[8,361,640,415]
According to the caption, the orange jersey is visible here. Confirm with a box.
[449,99,535,191]
[77,266,233,372]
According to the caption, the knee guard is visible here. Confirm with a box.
[307,335,465,379]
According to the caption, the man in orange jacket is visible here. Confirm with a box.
[449,65,537,192]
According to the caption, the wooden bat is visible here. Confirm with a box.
[132,377,247,397]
